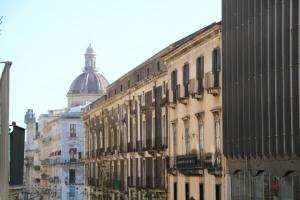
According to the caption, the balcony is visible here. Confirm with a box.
[41,173,49,180]
[206,151,222,176]
[112,179,122,191]
[25,156,34,166]
[205,71,221,96]
[69,133,76,138]
[33,165,41,171]
[34,178,40,183]
[169,154,205,175]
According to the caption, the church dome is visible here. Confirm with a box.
[67,44,109,95]
[68,71,108,94]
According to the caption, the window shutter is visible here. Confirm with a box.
[171,70,177,90]
[183,64,189,85]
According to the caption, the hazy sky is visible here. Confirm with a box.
[0,0,221,128]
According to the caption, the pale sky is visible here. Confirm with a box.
[0,0,221,128]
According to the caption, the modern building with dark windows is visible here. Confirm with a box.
[222,0,300,198]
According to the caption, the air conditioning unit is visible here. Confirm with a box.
[204,72,214,90]
[205,71,220,96]
[188,79,196,94]
[177,84,188,104]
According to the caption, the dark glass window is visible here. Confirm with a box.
[127,80,130,88]
[157,62,160,72]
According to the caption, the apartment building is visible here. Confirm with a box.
[37,108,85,200]
[83,48,171,200]
[163,22,228,200]
[222,0,300,199]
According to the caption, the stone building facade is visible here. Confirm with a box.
[83,47,171,200]
[163,22,229,200]
[83,22,229,200]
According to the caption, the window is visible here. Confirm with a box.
[128,80,130,88]
[137,74,140,82]
[111,128,114,149]
[147,68,150,76]
[162,81,166,97]
[215,120,221,152]
[174,182,177,200]
[216,184,221,200]
[173,124,177,158]
[196,56,205,93]
[183,63,190,97]
[152,86,155,102]
[105,123,109,149]
[142,92,145,106]
[185,127,190,154]
[69,148,77,160]
[200,183,204,200]
[197,113,205,155]
[142,120,146,147]
[117,128,120,150]
[115,89,117,95]
[120,85,123,92]
[162,114,166,146]
[138,158,141,178]
[171,70,178,102]
[157,62,160,71]
[185,183,190,200]
[152,116,155,148]
[212,48,221,87]
[70,124,76,137]
[132,119,136,148]
[69,169,76,184]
